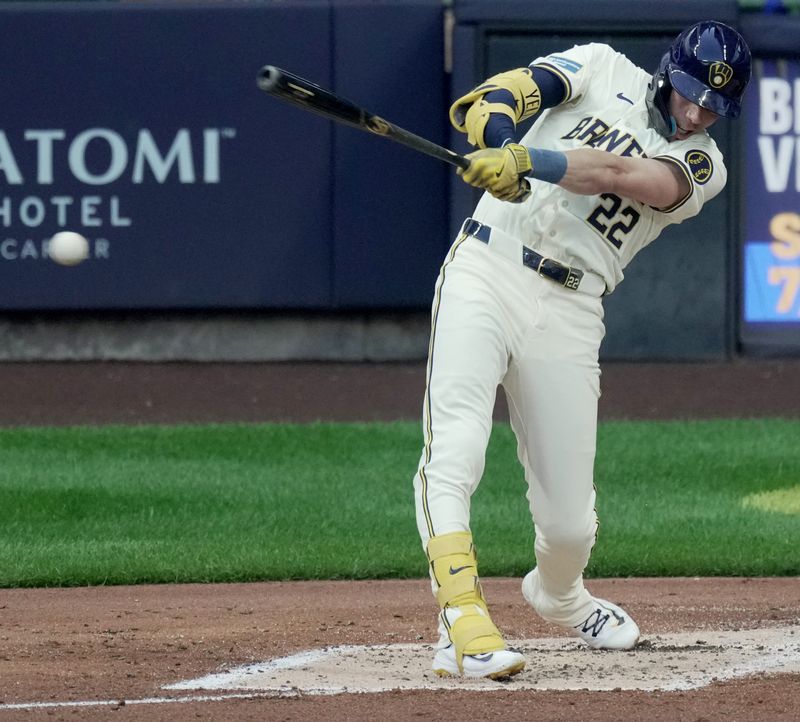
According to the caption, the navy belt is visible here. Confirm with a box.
[462,218,585,292]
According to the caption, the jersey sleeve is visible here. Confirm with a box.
[530,43,614,105]
[651,138,727,222]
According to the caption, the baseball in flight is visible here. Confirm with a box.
[48,231,89,266]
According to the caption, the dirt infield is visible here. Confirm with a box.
[1,360,799,721]
[2,358,800,426]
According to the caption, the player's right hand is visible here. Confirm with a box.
[458,143,532,202]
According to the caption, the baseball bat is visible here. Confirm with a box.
[256,65,470,170]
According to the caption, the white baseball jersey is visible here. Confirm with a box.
[472,42,727,293]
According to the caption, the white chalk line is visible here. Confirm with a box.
[0,692,285,712]
[3,626,799,711]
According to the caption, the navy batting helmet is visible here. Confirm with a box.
[647,21,752,137]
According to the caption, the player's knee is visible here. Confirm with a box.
[536,521,596,554]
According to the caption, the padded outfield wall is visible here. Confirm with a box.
[0,0,797,359]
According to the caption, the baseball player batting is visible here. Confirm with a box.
[413,20,752,679]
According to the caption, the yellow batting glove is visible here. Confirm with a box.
[494,178,532,203]
[458,143,532,201]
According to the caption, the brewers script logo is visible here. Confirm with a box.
[685,150,713,185]
[709,62,733,89]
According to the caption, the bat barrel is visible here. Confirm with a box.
[257,64,472,171]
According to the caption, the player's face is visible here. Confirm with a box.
[668,91,720,140]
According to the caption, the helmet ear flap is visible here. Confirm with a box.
[646,52,675,138]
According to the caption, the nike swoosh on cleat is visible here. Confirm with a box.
[616,92,634,104]
[470,653,494,662]
[449,564,474,574]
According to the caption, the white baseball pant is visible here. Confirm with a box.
[414,227,606,626]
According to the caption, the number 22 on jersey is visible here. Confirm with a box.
[586,193,641,249]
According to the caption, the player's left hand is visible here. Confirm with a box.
[459,143,532,201]
[487,177,532,203]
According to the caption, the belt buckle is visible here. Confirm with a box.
[540,253,583,291]
[525,244,585,291]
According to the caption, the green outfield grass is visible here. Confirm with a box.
[0,419,798,587]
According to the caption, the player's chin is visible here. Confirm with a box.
[672,126,694,141]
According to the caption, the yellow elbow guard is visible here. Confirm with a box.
[462,100,515,148]
[449,68,542,148]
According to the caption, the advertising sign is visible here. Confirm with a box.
[0,3,334,310]
[742,59,800,349]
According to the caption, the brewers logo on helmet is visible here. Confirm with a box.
[708,62,733,89]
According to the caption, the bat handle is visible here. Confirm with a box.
[452,153,470,171]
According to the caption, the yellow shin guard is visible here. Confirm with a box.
[426,532,506,673]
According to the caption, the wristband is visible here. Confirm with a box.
[527,148,568,184]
